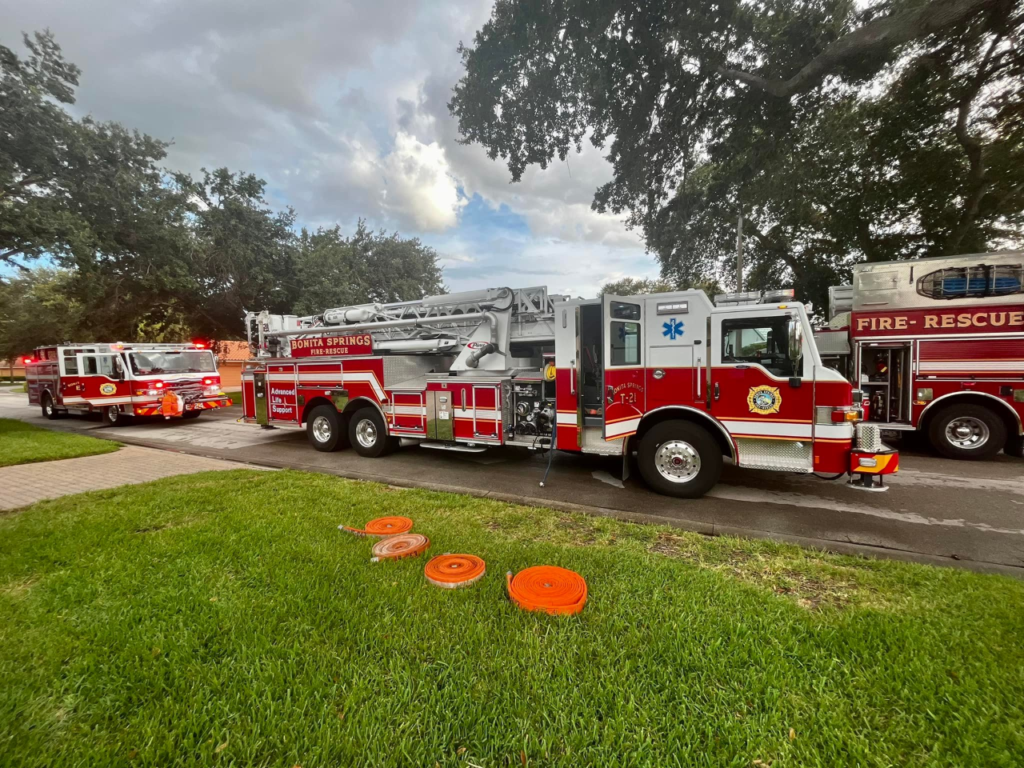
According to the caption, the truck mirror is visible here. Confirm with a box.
[788,316,804,375]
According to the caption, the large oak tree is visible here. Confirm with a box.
[450,0,1024,311]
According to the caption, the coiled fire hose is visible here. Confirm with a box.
[370,533,430,562]
[339,516,414,538]
[424,554,486,588]
[506,565,587,615]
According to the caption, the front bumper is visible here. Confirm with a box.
[133,394,232,417]
[849,449,899,475]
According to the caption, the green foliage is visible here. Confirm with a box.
[0,270,85,361]
[179,168,299,337]
[451,0,1024,311]
[1,469,1022,765]
[598,277,674,296]
[0,33,445,354]
[0,418,119,467]
[293,221,445,316]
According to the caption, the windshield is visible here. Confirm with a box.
[129,350,216,375]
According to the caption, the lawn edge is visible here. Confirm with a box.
[33,424,1024,581]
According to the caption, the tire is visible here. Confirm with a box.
[348,406,397,458]
[102,405,122,427]
[41,393,61,420]
[638,420,723,499]
[306,404,344,452]
[1005,433,1024,459]
[927,404,1006,461]
[183,410,202,419]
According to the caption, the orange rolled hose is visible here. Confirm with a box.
[371,533,430,561]
[339,516,413,538]
[506,565,587,615]
[424,554,486,588]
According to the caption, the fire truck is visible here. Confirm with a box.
[241,285,896,498]
[25,342,232,425]
[814,252,1024,460]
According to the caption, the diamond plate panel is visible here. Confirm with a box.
[581,426,623,455]
[736,438,813,472]
[855,423,885,452]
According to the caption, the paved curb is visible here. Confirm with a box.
[67,428,1024,580]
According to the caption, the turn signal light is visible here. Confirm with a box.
[831,408,863,423]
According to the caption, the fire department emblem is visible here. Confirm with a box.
[747,385,781,415]
[99,383,117,395]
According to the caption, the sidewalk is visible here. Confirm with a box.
[0,445,270,511]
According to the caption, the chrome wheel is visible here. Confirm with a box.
[312,415,333,443]
[355,417,378,449]
[945,416,989,450]
[654,440,701,483]
[43,401,52,417]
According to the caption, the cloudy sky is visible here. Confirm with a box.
[3,0,660,296]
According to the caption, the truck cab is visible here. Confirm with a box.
[27,342,232,425]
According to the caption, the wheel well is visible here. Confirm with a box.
[636,408,735,460]
[341,397,384,424]
[300,396,336,426]
[920,393,1022,441]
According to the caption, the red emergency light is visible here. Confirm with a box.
[22,357,35,364]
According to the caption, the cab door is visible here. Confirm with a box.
[77,353,129,405]
[602,295,646,440]
[709,308,815,467]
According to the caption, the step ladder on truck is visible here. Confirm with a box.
[240,285,897,498]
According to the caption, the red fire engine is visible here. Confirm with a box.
[241,286,897,498]
[814,252,1024,460]
[25,342,232,425]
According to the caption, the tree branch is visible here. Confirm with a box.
[717,0,1001,99]
[945,32,1003,253]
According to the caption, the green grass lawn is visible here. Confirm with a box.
[0,418,119,468]
[1,470,1022,767]
[224,390,242,405]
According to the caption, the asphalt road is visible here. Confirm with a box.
[3,387,1022,576]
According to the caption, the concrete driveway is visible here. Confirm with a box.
[2,388,1022,576]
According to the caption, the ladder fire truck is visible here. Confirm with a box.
[25,342,232,425]
[241,285,897,498]
[814,252,1024,460]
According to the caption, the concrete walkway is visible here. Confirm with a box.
[0,445,269,511]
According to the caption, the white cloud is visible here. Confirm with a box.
[1,0,659,296]
[381,133,466,231]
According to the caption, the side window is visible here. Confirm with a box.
[917,264,1023,299]
[63,351,78,375]
[610,321,641,366]
[721,316,796,377]
[81,356,115,376]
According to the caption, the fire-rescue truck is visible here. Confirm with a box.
[814,252,1024,460]
[25,342,232,425]
[240,284,896,498]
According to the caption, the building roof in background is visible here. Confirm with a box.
[213,341,251,362]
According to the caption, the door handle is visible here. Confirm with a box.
[653,369,665,380]
[714,382,720,401]
[606,385,614,405]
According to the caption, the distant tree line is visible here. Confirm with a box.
[0,32,444,360]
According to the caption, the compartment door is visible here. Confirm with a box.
[471,385,502,440]
[266,363,299,424]
[602,295,645,440]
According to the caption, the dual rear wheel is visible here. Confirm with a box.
[306,404,398,457]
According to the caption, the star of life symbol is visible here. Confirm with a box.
[662,318,685,340]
